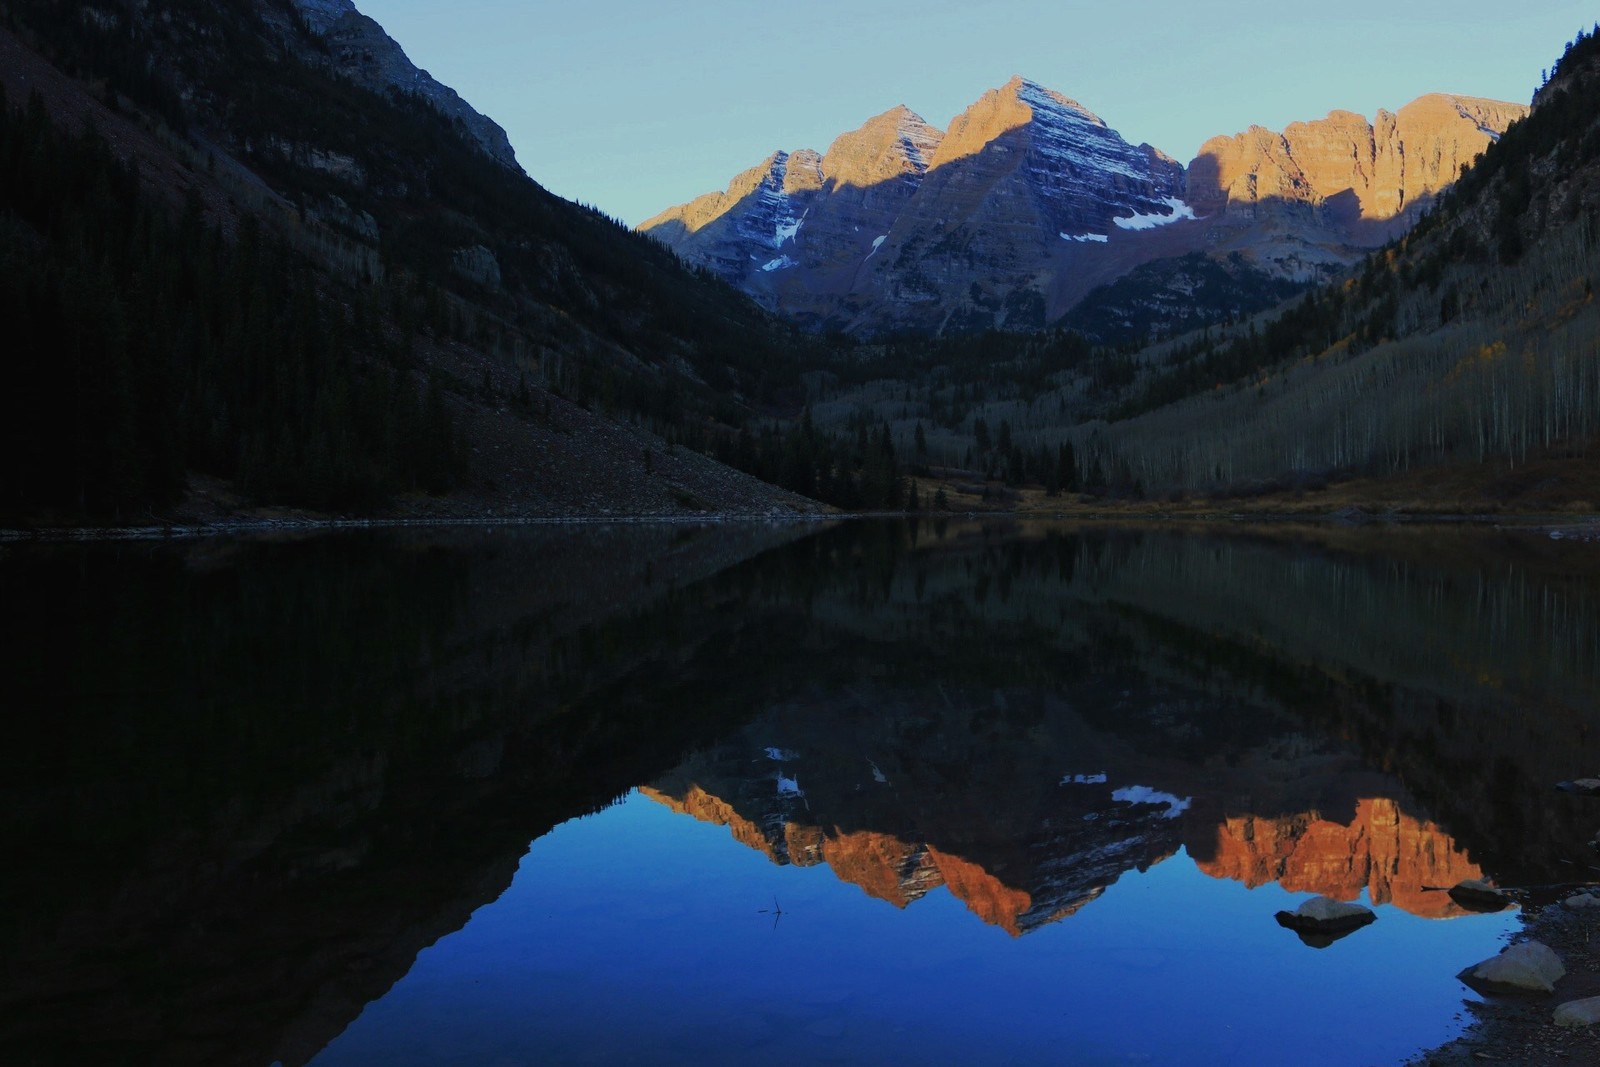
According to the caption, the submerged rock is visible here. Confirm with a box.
[1448,878,1515,913]
[1459,941,1566,994]
[1554,996,1600,1027]
[1275,896,1377,948]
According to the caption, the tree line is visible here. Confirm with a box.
[0,87,461,520]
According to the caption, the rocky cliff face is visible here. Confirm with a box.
[642,81,1525,336]
[289,0,520,169]
[1188,93,1527,277]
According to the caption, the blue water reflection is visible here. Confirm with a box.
[8,521,1591,1066]
[313,790,1516,1067]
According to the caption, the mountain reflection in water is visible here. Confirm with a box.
[4,519,1599,1066]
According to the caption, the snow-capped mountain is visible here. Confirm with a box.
[642,77,1525,336]
[641,104,946,319]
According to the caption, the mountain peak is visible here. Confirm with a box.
[853,103,939,136]
[1000,75,1106,127]
[933,76,1117,170]
[641,79,1523,337]
[822,105,944,186]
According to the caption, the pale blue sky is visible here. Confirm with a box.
[358,1,1594,226]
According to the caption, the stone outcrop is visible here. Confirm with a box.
[641,82,1524,335]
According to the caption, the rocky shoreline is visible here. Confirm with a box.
[0,511,837,544]
[1411,894,1600,1066]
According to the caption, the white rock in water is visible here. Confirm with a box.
[1555,996,1600,1027]
[1296,896,1374,923]
[1463,941,1566,993]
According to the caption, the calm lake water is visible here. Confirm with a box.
[4,519,1599,1066]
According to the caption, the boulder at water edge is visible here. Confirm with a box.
[1555,996,1600,1027]
[1459,941,1566,994]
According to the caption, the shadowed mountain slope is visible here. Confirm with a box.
[0,0,824,522]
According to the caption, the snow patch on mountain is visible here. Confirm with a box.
[731,152,812,253]
[1062,232,1109,243]
[776,212,804,247]
[1113,197,1198,231]
[1016,79,1147,182]
[893,108,943,172]
[1450,100,1505,141]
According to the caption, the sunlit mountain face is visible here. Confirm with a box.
[6,521,1599,1066]
[641,77,1525,337]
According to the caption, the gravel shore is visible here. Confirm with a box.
[1411,893,1600,1066]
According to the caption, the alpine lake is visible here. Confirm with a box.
[5,518,1599,1066]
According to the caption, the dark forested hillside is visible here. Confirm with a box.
[0,88,461,516]
[1062,26,1600,499]
[1057,253,1304,348]
[0,0,826,523]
